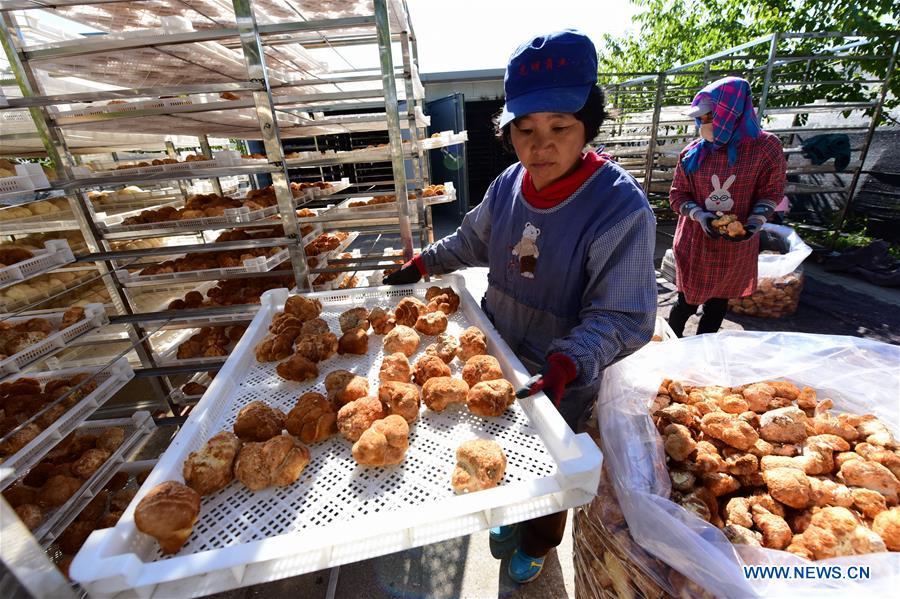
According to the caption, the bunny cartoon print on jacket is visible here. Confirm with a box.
[512,222,541,278]
[704,174,736,211]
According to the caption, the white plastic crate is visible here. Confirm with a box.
[57,97,196,123]
[90,187,181,209]
[0,358,136,487]
[88,163,167,179]
[115,248,290,287]
[70,276,602,598]
[0,303,108,376]
[420,130,468,151]
[168,373,213,406]
[0,110,36,136]
[308,178,351,198]
[652,315,677,342]
[99,202,279,236]
[0,268,97,314]
[305,231,358,274]
[0,304,109,377]
[0,240,76,290]
[0,211,79,235]
[0,164,51,201]
[35,412,156,546]
[660,248,676,285]
[153,326,239,368]
[329,182,456,219]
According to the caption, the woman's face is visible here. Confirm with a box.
[698,112,715,142]
[510,112,586,191]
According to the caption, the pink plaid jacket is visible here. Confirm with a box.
[669,131,786,304]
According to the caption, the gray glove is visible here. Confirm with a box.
[680,201,720,239]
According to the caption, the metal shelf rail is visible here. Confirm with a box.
[0,10,448,592]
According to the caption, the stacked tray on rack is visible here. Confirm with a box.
[169,373,213,406]
[115,225,321,287]
[284,131,468,166]
[0,304,108,376]
[0,240,76,291]
[71,277,602,598]
[0,267,99,313]
[48,458,158,581]
[3,412,155,546]
[325,182,456,223]
[0,358,136,486]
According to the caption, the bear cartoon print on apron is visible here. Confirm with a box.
[511,222,540,278]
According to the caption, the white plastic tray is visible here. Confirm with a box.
[36,412,156,546]
[99,203,279,236]
[308,178,351,198]
[653,315,677,342]
[305,231,359,274]
[0,303,108,376]
[115,249,290,287]
[284,132,468,166]
[0,358,136,487]
[87,154,267,179]
[71,276,602,598]
[0,163,51,201]
[0,268,98,314]
[169,373,213,406]
[90,187,181,209]
[0,240,76,291]
[329,182,456,218]
[153,327,239,368]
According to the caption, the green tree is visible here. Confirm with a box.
[598,0,898,114]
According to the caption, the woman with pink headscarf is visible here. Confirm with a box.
[667,77,787,336]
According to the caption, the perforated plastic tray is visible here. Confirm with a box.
[153,326,240,368]
[90,187,181,208]
[169,373,213,406]
[0,240,76,291]
[308,178,351,198]
[0,358,136,488]
[328,182,456,219]
[99,202,279,236]
[34,412,156,546]
[0,268,98,314]
[71,276,602,598]
[115,248,290,287]
[284,132,468,166]
[0,303,108,376]
[306,231,358,273]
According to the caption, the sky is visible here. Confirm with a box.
[25,2,641,76]
[405,0,640,73]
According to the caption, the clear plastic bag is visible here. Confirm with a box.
[596,331,900,599]
[730,225,812,318]
[757,224,812,280]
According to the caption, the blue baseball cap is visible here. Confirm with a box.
[499,29,598,128]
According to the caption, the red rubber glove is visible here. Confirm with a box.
[515,353,578,407]
[384,255,427,285]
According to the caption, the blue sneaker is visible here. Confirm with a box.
[508,547,545,584]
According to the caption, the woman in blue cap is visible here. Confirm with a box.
[386,29,657,582]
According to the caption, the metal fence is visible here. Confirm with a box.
[597,31,899,237]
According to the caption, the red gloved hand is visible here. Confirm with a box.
[515,353,578,407]
[383,255,427,285]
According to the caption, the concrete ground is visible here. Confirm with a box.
[209,521,574,599]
